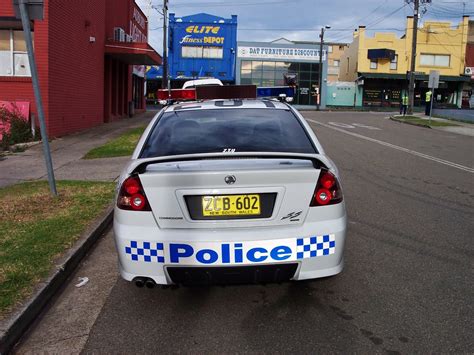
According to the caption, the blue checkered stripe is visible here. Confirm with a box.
[125,241,165,263]
[296,235,336,259]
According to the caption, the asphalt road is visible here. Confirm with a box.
[17,111,474,354]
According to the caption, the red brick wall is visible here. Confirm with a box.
[46,0,106,136]
[105,0,130,41]
[0,0,14,16]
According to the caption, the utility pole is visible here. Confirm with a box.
[317,26,330,111]
[407,0,419,115]
[161,0,168,89]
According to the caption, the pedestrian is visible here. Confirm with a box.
[425,90,432,116]
[400,93,408,116]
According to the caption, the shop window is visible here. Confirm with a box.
[390,55,398,70]
[262,71,274,80]
[252,61,263,70]
[420,54,450,67]
[261,79,275,87]
[251,78,262,86]
[241,78,252,84]
[370,59,378,69]
[300,63,311,71]
[182,46,223,59]
[182,46,201,58]
[275,62,290,69]
[261,61,275,71]
[299,71,311,81]
[241,69,252,79]
[288,63,299,72]
[203,46,223,59]
[241,61,252,70]
[0,29,32,76]
[251,68,263,80]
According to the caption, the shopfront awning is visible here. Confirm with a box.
[105,41,162,65]
[358,72,470,82]
[0,16,27,30]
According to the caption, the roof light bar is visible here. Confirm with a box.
[257,86,295,99]
[196,85,257,100]
[157,89,196,101]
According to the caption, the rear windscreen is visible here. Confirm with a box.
[140,108,317,158]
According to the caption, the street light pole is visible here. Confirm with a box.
[317,26,329,111]
[18,0,57,195]
[161,0,168,89]
[407,0,420,115]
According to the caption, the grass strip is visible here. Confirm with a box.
[0,180,115,318]
[392,115,458,127]
[83,126,146,159]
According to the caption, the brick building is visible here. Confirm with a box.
[0,0,161,137]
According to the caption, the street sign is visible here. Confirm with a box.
[428,70,440,89]
[13,0,44,20]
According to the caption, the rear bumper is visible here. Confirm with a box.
[113,205,347,285]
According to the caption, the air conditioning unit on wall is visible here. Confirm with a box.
[114,27,125,42]
[465,67,473,76]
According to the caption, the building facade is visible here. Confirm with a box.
[0,0,160,137]
[463,20,474,107]
[168,13,237,86]
[339,16,469,108]
[294,41,348,82]
[236,39,328,108]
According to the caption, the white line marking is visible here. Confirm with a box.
[328,122,355,129]
[307,119,474,174]
[352,123,381,130]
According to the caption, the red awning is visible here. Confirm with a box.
[105,41,162,65]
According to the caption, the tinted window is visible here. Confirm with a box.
[140,108,317,158]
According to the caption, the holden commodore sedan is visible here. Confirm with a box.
[113,99,347,287]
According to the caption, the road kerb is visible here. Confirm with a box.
[0,205,114,354]
[389,116,432,129]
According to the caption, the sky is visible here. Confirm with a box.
[136,0,474,53]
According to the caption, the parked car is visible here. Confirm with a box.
[114,98,347,287]
[182,78,223,89]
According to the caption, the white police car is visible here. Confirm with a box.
[114,99,347,287]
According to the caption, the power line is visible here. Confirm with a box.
[366,3,409,28]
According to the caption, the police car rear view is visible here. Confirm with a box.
[114,99,347,287]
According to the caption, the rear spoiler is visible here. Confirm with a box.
[130,153,329,175]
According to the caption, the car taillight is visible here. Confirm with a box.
[310,169,343,207]
[117,176,151,211]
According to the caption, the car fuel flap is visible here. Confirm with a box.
[139,159,320,229]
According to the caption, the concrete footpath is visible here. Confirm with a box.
[433,108,474,123]
[0,111,157,188]
[396,113,474,137]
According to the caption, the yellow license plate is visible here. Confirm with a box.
[202,195,261,216]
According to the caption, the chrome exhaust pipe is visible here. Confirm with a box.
[134,277,145,288]
[145,279,156,289]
